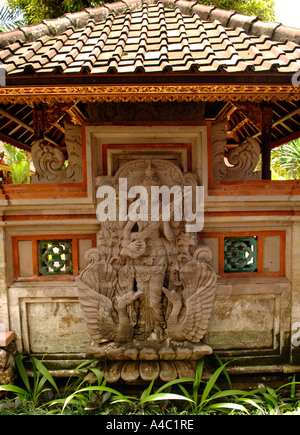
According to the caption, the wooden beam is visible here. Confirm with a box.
[0,106,60,148]
[271,129,300,149]
[273,106,300,127]
[0,130,31,152]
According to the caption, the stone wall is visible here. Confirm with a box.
[0,122,298,375]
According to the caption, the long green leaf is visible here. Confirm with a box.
[31,357,59,395]
[87,367,104,386]
[214,353,232,389]
[140,379,155,401]
[199,361,232,408]
[60,385,124,413]
[110,397,136,405]
[208,389,253,401]
[15,354,31,393]
[207,402,249,414]
[193,359,205,404]
[238,398,264,413]
[155,377,195,394]
[0,384,30,398]
[195,358,205,381]
[139,392,194,405]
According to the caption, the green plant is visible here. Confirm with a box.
[176,358,264,415]
[271,139,300,180]
[107,377,194,415]
[252,376,300,415]
[1,353,300,415]
[48,361,122,414]
[0,3,24,32]
[0,353,59,406]
[2,143,32,184]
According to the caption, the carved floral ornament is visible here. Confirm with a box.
[77,159,217,382]
[0,84,300,105]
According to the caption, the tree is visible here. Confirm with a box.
[6,0,106,25]
[0,4,24,32]
[201,0,275,22]
[271,140,300,180]
[5,0,275,26]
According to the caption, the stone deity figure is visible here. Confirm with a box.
[120,164,175,341]
[77,158,217,382]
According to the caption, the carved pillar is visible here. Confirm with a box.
[33,102,46,141]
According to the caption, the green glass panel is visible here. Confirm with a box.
[38,240,73,275]
[224,237,257,273]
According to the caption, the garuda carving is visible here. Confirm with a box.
[77,159,217,382]
[31,123,83,183]
[212,120,261,180]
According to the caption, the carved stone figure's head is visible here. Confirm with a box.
[141,160,159,188]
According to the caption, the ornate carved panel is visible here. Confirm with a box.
[85,101,205,123]
[77,158,217,382]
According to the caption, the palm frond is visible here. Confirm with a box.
[0,4,24,32]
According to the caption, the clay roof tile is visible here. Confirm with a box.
[0,0,299,78]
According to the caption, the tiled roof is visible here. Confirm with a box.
[1,0,300,76]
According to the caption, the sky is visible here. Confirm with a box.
[274,0,300,28]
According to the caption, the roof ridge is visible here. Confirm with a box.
[0,0,299,49]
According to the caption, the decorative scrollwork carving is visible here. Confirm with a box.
[212,120,261,180]
[31,123,83,183]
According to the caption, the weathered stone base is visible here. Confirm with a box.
[86,342,212,383]
[93,359,206,383]
[87,341,212,362]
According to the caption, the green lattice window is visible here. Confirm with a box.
[38,240,73,276]
[224,237,257,273]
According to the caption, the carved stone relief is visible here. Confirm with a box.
[0,343,16,386]
[77,159,217,382]
[31,123,83,184]
[212,121,261,180]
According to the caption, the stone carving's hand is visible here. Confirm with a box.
[121,239,146,258]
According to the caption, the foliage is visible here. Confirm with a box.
[0,353,59,406]
[200,0,275,22]
[1,353,300,415]
[2,142,31,184]
[6,0,106,25]
[0,3,24,32]
[5,0,276,26]
[271,139,300,180]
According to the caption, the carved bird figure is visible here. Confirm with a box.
[162,260,217,343]
[77,279,142,344]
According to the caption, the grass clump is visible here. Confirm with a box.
[1,353,300,415]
